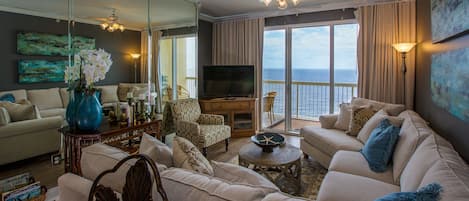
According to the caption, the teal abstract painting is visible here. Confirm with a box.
[18,60,69,84]
[17,32,95,56]
[431,0,469,43]
[431,48,469,122]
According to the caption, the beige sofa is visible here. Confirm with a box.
[0,83,151,165]
[57,143,309,201]
[301,107,469,200]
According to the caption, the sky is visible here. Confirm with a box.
[263,23,358,70]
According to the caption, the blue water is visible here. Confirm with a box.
[263,68,357,83]
[262,68,358,121]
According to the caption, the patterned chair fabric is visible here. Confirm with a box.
[164,99,231,151]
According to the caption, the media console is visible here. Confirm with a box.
[199,98,257,138]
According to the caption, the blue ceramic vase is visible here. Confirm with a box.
[76,91,103,131]
[65,90,83,129]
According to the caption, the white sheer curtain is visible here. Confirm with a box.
[356,1,416,109]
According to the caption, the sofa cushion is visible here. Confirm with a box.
[157,168,274,201]
[392,110,433,183]
[139,133,173,167]
[27,88,63,110]
[347,105,377,136]
[96,85,119,104]
[357,110,404,144]
[334,103,352,131]
[262,192,311,201]
[59,88,69,107]
[211,160,279,191]
[302,126,363,157]
[81,143,167,193]
[329,151,394,184]
[317,171,400,201]
[0,107,11,126]
[360,119,400,173]
[40,108,66,118]
[351,97,405,116]
[400,135,448,191]
[0,90,27,102]
[0,101,37,122]
[173,136,213,176]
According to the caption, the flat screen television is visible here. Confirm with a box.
[202,65,255,99]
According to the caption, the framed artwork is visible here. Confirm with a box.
[431,47,469,122]
[431,0,469,43]
[17,32,95,56]
[18,60,69,84]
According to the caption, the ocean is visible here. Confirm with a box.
[262,68,358,120]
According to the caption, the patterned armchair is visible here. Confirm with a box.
[165,98,231,156]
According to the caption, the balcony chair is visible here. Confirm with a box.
[263,91,277,125]
[164,98,231,156]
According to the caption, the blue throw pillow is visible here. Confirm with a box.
[0,93,15,103]
[375,183,443,201]
[360,119,400,172]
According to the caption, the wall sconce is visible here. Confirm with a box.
[130,53,141,83]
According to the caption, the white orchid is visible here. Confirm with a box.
[67,49,113,89]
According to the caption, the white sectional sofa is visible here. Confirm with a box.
[0,83,151,165]
[301,99,469,201]
[57,143,309,201]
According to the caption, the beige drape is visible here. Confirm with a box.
[140,30,163,112]
[356,1,416,109]
[212,18,264,99]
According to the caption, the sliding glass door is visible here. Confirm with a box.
[262,21,358,134]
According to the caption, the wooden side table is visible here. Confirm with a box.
[60,120,162,175]
[239,143,302,194]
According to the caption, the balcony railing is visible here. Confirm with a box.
[186,76,197,98]
[263,80,357,120]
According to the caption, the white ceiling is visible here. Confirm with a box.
[199,0,400,19]
[0,0,197,30]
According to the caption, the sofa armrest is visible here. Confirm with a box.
[0,107,11,126]
[0,116,63,139]
[58,173,93,201]
[176,120,203,148]
[198,114,224,125]
[319,114,338,129]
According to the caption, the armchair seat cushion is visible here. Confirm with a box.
[200,125,231,147]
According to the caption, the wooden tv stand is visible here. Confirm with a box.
[199,98,257,138]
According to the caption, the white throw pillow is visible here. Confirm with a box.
[334,103,352,131]
[139,133,173,167]
[173,136,214,176]
[357,110,404,144]
[211,160,279,191]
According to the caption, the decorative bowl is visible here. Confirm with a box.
[251,132,285,153]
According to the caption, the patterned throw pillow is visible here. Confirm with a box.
[347,106,377,136]
[173,136,214,175]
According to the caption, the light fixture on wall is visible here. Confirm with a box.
[100,9,125,32]
[260,0,300,10]
[392,42,416,105]
[130,53,141,82]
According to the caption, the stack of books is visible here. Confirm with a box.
[0,173,43,201]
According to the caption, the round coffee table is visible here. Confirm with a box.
[239,143,301,193]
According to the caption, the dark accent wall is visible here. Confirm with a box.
[0,11,140,91]
[265,8,356,27]
[415,0,469,161]
[197,20,213,96]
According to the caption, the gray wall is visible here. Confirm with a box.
[0,11,141,91]
[197,20,213,97]
[415,0,469,161]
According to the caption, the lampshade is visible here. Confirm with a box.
[130,53,141,59]
[392,43,416,53]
